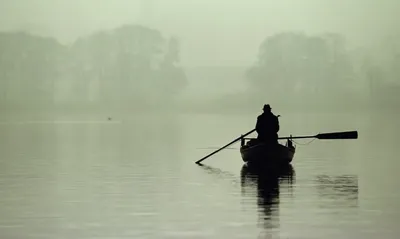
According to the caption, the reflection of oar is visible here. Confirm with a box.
[195,129,256,164]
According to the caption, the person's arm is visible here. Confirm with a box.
[255,116,261,133]
[275,116,280,132]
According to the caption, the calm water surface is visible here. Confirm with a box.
[0,112,398,238]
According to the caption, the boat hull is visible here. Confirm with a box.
[240,140,295,168]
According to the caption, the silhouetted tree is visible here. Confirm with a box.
[0,32,64,107]
[246,32,354,96]
[158,37,187,97]
[71,25,187,106]
[0,25,187,110]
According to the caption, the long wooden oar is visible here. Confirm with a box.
[243,130,359,141]
[195,129,256,164]
[277,130,358,140]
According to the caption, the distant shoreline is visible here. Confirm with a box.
[0,98,395,116]
[1,84,398,116]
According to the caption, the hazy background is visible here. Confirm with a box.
[1,0,399,63]
[1,1,400,238]
[0,0,399,113]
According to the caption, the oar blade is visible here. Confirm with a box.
[316,131,358,140]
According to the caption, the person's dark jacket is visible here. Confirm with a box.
[255,112,280,140]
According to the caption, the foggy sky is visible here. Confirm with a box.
[1,0,399,67]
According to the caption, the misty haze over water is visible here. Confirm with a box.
[0,0,399,113]
[0,0,400,238]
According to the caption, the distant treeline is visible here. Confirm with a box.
[210,31,400,112]
[0,24,187,111]
[0,27,399,113]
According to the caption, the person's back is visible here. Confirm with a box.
[256,104,279,143]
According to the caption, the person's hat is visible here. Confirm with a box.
[263,104,271,111]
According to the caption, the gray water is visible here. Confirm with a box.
[0,112,398,238]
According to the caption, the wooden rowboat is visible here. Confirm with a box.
[240,137,296,167]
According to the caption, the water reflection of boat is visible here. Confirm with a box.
[314,175,359,208]
[240,163,295,232]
